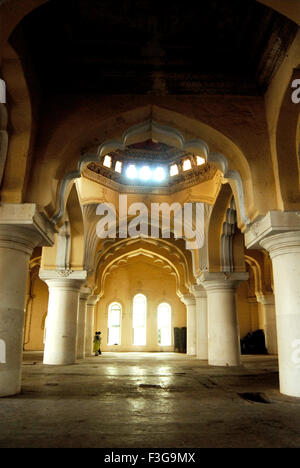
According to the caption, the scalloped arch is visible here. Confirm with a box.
[51,117,251,229]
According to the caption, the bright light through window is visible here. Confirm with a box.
[115,161,122,173]
[170,164,179,176]
[126,164,137,179]
[183,159,192,171]
[139,166,152,181]
[153,167,166,182]
[133,294,147,345]
[103,155,112,168]
[108,302,121,345]
[158,302,171,346]
[196,156,206,166]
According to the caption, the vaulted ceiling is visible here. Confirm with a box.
[10,0,298,96]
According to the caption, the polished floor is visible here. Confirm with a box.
[0,352,300,448]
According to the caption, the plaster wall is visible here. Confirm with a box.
[95,258,187,352]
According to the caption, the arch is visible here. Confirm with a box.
[208,185,247,273]
[244,255,263,298]
[207,183,233,272]
[41,182,84,271]
[94,235,194,298]
[275,69,300,209]
[0,0,294,227]
[66,184,85,270]
[221,197,237,272]
[47,113,253,230]
[0,1,48,54]
[0,43,34,203]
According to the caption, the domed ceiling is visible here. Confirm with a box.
[83,139,218,194]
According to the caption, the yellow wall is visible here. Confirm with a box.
[24,276,48,351]
[95,257,187,352]
[236,281,261,339]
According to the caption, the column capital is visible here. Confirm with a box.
[180,293,196,307]
[87,294,100,306]
[39,269,87,291]
[260,231,300,259]
[0,203,55,254]
[190,284,207,299]
[199,272,249,292]
[244,210,300,250]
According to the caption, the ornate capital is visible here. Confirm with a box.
[199,271,249,292]
[260,231,300,260]
[39,269,87,292]
[180,293,196,307]
[244,211,300,250]
[190,284,207,299]
[0,203,55,254]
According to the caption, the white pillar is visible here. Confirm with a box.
[40,270,87,365]
[181,294,196,355]
[85,295,100,356]
[201,272,248,367]
[77,287,91,359]
[0,204,54,397]
[256,293,277,355]
[261,232,300,397]
[191,285,208,360]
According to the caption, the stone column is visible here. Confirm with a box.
[245,211,300,397]
[40,270,87,365]
[260,231,300,397]
[77,287,91,359]
[191,285,208,360]
[0,204,54,397]
[85,295,100,356]
[201,272,248,367]
[181,294,196,355]
[256,293,277,355]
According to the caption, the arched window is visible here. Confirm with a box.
[108,302,122,345]
[133,294,147,345]
[157,302,172,346]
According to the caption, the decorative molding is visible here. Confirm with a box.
[56,269,73,277]
[51,119,250,229]
[244,211,300,250]
[83,161,217,195]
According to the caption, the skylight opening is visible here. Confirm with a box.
[170,164,179,176]
[126,164,137,179]
[153,167,166,182]
[103,155,112,168]
[115,161,122,173]
[139,166,152,181]
[196,156,206,166]
[183,159,192,171]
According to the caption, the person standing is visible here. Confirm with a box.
[93,331,102,356]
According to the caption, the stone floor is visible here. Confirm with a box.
[0,352,300,448]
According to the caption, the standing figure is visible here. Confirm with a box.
[93,331,102,356]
